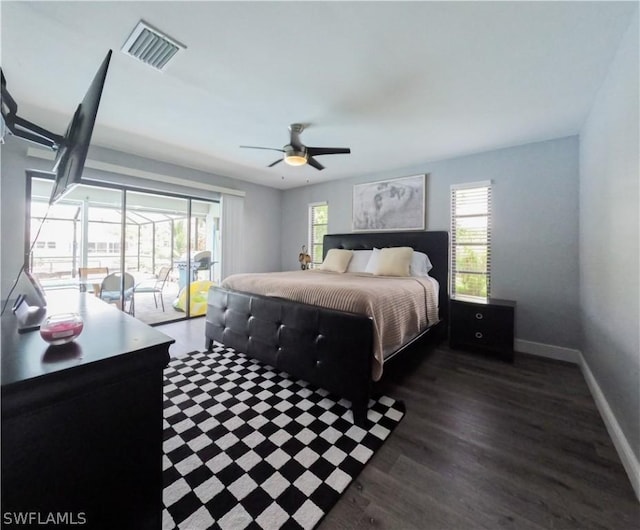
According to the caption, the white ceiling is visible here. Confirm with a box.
[1,1,636,190]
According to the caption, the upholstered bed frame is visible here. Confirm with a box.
[205,231,449,425]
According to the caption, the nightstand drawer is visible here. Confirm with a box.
[452,322,513,351]
[450,301,511,324]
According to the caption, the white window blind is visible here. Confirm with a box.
[450,181,492,298]
[220,194,245,279]
[308,202,328,267]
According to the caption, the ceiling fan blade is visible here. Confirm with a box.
[268,158,283,167]
[307,147,351,157]
[307,157,325,171]
[240,145,284,152]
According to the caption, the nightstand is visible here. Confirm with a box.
[449,296,516,361]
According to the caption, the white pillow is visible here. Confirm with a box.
[318,248,353,273]
[346,250,373,273]
[364,248,381,274]
[373,247,413,277]
[410,251,433,276]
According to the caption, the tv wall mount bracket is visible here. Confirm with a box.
[1,69,65,150]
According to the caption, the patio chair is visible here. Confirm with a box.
[133,266,172,312]
[99,272,135,314]
[78,267,109,294]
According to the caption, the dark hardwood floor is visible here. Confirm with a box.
[157,316,206,358]
[323,339,639,530]
[157,320,639,529]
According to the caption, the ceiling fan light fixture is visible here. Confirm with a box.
[284,153,308,166]
[240,124,350,171]
[284,144,308,166]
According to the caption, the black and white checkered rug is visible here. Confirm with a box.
[162,345,405,530]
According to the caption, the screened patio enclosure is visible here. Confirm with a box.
[28,178,220,325]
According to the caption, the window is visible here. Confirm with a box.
[108,242,121,253]
[450,181,492,298]
[308,202,328,267]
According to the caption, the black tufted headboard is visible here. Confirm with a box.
[323,231,450,323]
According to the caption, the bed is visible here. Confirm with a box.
[205,231,449,425]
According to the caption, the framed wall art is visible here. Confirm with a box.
[352,174,425,231]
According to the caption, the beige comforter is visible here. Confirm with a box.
[221,270,439,381]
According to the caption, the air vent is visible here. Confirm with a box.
[122,20,185,71]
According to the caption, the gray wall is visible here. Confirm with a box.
[579,13,639,463]
[1,139,283,300]
[281,136,580,350]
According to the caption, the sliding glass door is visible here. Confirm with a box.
[187,199,220,317]
[29,180,123,291]
[124,190,189,324]
[29,176,219,326]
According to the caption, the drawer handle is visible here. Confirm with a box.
[475,312,484,320]
[475,331,483,339]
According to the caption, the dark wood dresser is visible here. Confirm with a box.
[1,293,174,529]
[449,296,516,361]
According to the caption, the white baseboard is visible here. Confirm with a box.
[579,354,640,503]
[515,339,580,364]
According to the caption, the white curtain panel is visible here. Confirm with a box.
[220,194,245,280]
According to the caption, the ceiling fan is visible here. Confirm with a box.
[240,123,350,170]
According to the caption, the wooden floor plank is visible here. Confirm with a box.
[355,465,478,530]
[389,454,546,530]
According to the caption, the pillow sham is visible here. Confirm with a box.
[346,250,373,273]
[411,251,433,276]
[373,246,413,277]
[366,247,433,276]
[318,248,353,273]
[364,248,381,274]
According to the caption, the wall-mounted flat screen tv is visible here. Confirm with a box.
[0,50,112,205]
[49,50,112,204]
